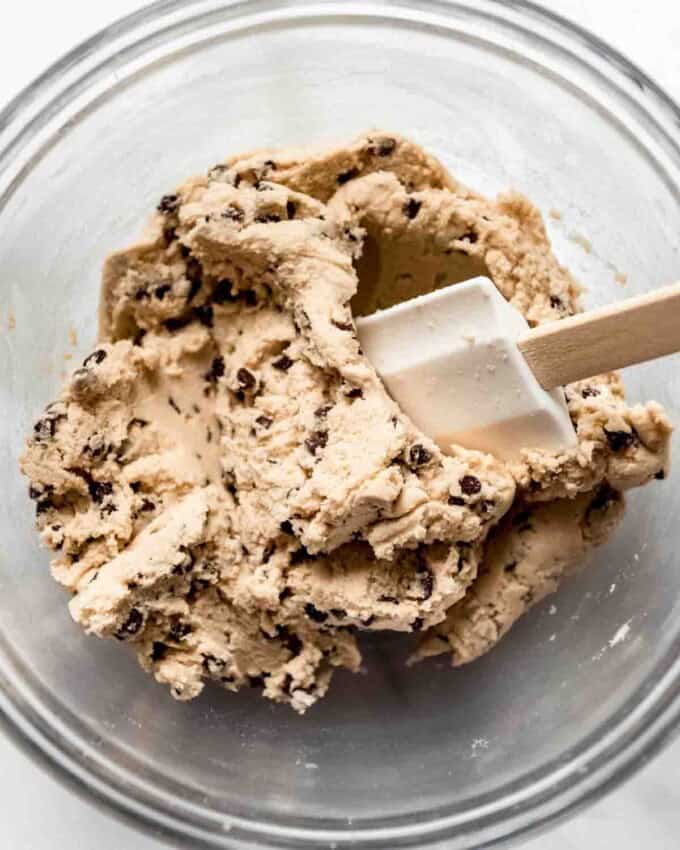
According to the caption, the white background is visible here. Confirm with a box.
[1,2,679,848]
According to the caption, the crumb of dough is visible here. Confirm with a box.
[568,231,593,253]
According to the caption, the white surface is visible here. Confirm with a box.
[357,278,576,459]
[1,1,678,848]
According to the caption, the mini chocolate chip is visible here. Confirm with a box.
[255,415,273,429]
[154,283,172,300]
[655,469,666,480]
[139,498,155,512]
[164,315,192,332]
[588,483,620,513]
[448,495,465,506]
[286,200,297,219]
[100,503,117,516]
[204,356,225,384]
[278,586,293,601]
[460,475,482,495]
[87,442,107,459]
[221,205,244,222]
[420,570,434,601]
[115,608,144,640]
[168,621,191,642]
[604,428,635,452]
[272,354,294,371]
[242,289,258,307]
[504,562,517,573]
[550,295,563,310]
[133,288,149,301]
[343,224,359,243]
[315,405,332,419]
[261,542,276,564]
[255,213,281,223]
[237,367,256,389]
[222,470,238,499]
[33,415,61,442]
[157,194,179,214]
[581,387,600,398]
[290,546,312,565]
[187,274,205,303]
[409,444,432,466]
[202,654,226,676]
[185,257,203,298]
[411,617,424,632]
[186,579,210,603]
[305,430,328,455]
[362,615,376,627]
[151,642,168,661]
[36,498,54,515]
[193,303,214,327]
[212,278,237,304]
[83,349,107,367]
[168,396,181,414]
[403,198,422,219]
[332,319,354,331]
[337,167,359,185]
[279,520,295,536]
[89,480,113,504]
[345,387,363,399]
[130,481,142,493]
[330,608,347,619]
[304,603,328,623]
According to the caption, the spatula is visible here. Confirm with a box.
[356,277,680,460]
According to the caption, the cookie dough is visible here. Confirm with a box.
[21,132,671,711]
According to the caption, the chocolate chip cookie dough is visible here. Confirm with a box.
[21,132,671,711]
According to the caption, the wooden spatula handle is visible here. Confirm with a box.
[517,283,680,389]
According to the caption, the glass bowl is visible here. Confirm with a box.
[1,1,678,848]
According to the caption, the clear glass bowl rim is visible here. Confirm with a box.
[0,1,679,848]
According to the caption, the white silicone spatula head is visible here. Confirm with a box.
[357,276,680,461]
[356,277,577,461]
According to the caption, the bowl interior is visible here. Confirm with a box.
[0,3,678,845]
